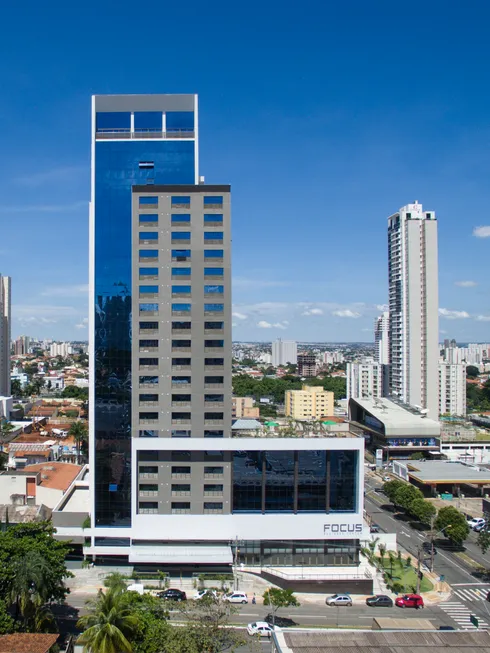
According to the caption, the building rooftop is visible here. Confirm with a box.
[22,463,82,491]
[406,460,490,485]
[273,629,490,653]
[349,397,441,437]
[0,633,59,653]
[231,418,262,430]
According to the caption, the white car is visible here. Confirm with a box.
[467,518,485,530]
[247,621,275,637]
[224,591,248,604]
[325,593,353,606]
[193,589,218,600]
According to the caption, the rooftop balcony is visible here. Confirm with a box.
[95,128,195,140]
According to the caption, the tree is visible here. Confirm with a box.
[410,498,437,525]
[409,452,425,460]
[0,422,15,450]
[467,365,479,378]
[393,484,424,513]
[9,550,51,625]
[118,592,170,653]
[103,572,127,594]
[62,386,88,400]
[262,588,300,626]
[477,524,490,555]
[11,380,22,398]
[77,589,139,653]
[435,506,470,547]
[383,479,406,504]
[69,421,88,464]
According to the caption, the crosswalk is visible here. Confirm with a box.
[439,601,489,630]
[453,587,490,602]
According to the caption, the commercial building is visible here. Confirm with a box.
[87,93,365,569]
[297,353,317,377]
[346,361,383,401]
[388,202,439,419]
[231,396,259,419]
[439,362,466,416]
[392,459,490,497]
[0,275,10,397]
[285,385,334,420]
[349,396,440,460]
[272,339,297,367]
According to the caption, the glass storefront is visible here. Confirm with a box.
[237,540,359,567]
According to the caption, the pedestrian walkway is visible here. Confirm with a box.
[453,587,490,602]
[439,601,489,630]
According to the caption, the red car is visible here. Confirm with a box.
[395,594,424,609]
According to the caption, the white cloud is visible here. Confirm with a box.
[376,304,389,311]
[332,309,361,318]
[13,304,80,318]
[439,308,470,319]
[257,320,287,329]
[41,284,89,297]
[440,329,448,334]
[473,226,490,238]
[302,308,323,316]
[232,312,248,320]
[0,201,86,214]
[455,280,477,287]
[14,165,86,188]
[75,323,87,329]
[476,315,490,322]
[18,317,57,325]
[234,278,290,288]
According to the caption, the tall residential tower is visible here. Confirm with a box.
[388,202,439,418]
[0,275,10,396]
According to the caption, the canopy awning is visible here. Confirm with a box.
[129,545,233,564]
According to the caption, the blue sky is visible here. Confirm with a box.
[1,0,490,342]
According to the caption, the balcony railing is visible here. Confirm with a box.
[96,128,195,140]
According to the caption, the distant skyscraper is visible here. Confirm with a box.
[388,201,439,418]
[0,275,10,396]
[272,339,297,367]
[374,311,390,396]
[13,335,30,357]
[439,362,466,416]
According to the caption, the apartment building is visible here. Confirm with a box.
[346,361,383,401]
[272,339,297,367]
[439,362,466,416]
[285,385,334,420]
[297,353,317,377]
[0,275,10,397]
[388,202,439,418]
[232,396,259,419]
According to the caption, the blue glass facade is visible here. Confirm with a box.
[94,134,195,526]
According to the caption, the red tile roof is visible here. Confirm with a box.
[23,462,82,491]
[0,633,58,652]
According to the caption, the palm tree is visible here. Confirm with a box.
[69,420,88,464]
[0,421,15,452]
[10,550,51,625]
[103,572,127,593]
[77,589,138,653]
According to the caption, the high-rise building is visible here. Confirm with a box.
[388,202,439,418]
[272,339,297,367]
[374,311,390,396]
[0,275,11,396]
[346,361,383,401]
[49,342,73,358]
[13,335,30,357]
[297,353,317,377]
[438,362,466,416]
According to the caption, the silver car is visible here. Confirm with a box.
[326,593,352,606]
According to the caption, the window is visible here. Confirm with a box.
[204,232,223,241]
[96,112,131,132]
[172,321,191,330]
[205,451,224,459]
[166,111,194,132]
[172,484,191,492]
[140,358,158,366]
[138,161,154,169]
[172,412,191,420]
[139,339,158,348]
[205,358,224,365]
[204,250,223,259]
[172,340,191,348]
[205,321,224,329]
[329,451,358,512]
[205,340,224,347]
[172,303,191,312]
[204,214,223,224]
[172,249,191,261]
[172,358,191,366]
[172,376,191,385]
[233,452,262,512]
[204,502,223,511]
[204,285,224,294]
[172,268,191,276]
[204,196,223,207]
[205,412,223,420]
[139,483,158,492]
[172,466,190,474]
[172,394,191,402]
[139,412,158,420]
[140,250,158,259]
[172,232,191,241]
[139,502,158,513]
[134,111,162,131]
[94,537,131,547]
[204,304,224,312]
[139,214,158,223]
[140,303,158,312]
[140,268,158,277]
[265,451,294,512]
[140,321,158,330]
[140,376,158,384]
[297,451,327,512]
[205,376,224,384]
[139,429,158,437]
[172,451,191,461]
[171,196,191,208]
[204,268,224,276]
[171,502,190,512]
[140,451,159,461]
[204,430,224,437]
[140,232,158,241]
[172,285,191,295]
[205,394,224,402]
[204,485,223,492]
[139,466,158,474]
[172,429,191,438]
[139,196,158,207]
[205,466,223,474]
[171,214,191,223]
[140,286,158,294]
[140,394,158,402]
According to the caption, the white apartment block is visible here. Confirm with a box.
[346,361,383,401]
[323,351,345,365]
[49,342,73,358]
[0,275,11,397]
[443,344,490,366]
[272,339,297,367]
[388,202,439,419]
[374,312,389,365]
[439,362,466,416]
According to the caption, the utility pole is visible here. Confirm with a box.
[416,545,423,595]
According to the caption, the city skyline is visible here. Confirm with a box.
[2,1,490,342]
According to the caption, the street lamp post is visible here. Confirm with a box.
[427,525,452,573]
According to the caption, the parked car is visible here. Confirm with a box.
[395,594,424,609]
[370,524,381,534]
[224,591,248,604]
[486,591,490,602]
[247,621,275,637]
[422,541,437,555]
[193,589,218,600]
[366,595,393,607]
[158,588,187,601]
[374,488,385,494]
[382,476,391,482]
[325,594,352,606]
[438,626,455,630]
[474,521,487,533]
[467,517,486,530]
